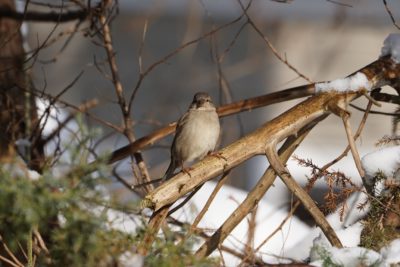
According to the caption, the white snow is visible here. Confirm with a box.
[380,33,400,63]
[309,237,400,267]
[362,146,400,178]
[171,181,311,265]
[380,239,400,263]
[104,180,400,267]
[119,252,144,267]
[105,209,144,267]
[36,98,79,136]
[286,191,368,260]
[361,145,400,195]
[315,72,371,93]
[309,235,383,267]
[1,156,41,180]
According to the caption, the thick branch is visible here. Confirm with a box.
[144,56,398,211]
[143,93,347,210]
[195,123,316,258]
[265,144,342,247]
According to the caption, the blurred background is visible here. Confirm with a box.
[26,0,400,215]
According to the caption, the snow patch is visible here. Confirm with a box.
[1,156,41,180]
[361,146,400,195]
[315,72,371,93]
[310,239,383,267]
[381,33,400,63]
[380,239,400,263]
[310,237,400,267]
[286,192,368,261]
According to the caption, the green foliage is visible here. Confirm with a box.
[0,120,138,266]
[310,245,383,267]
[0,159,138,266]
[360,171,400,251]
[310,245,343,267]
[360,194,400,251]
[0,119,218,267]
[143,231,218,267]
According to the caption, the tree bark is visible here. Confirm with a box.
[0,0,43,171]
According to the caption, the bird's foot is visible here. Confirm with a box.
[208,151,228,170]
[181,167,193,178]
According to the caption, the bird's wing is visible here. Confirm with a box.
[162,111,190,180]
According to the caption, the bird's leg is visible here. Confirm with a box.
[208,150,227,161]
[208,150,229,171]
[265,145,343,247]
[180,160,193,178]
[327,100,365,178]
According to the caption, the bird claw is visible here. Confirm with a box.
[181,167,193,178]
[208,151,229,170]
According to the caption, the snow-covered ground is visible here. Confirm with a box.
[106,180,399,266]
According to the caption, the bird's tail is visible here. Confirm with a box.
[162,160,176,181]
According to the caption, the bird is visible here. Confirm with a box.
[163,92,220,181]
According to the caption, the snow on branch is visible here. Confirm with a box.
[381,33,400,63]
[315,72,371,93]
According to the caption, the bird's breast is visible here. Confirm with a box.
[174,110,220,163]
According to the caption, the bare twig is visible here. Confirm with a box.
[244,205,257,264]
[138,19,148,75]
[238,0,313,83]
[0,6,89,22]
[245,200,301,264]
[0,234,24,267]
[192,172,230,230]
[40,99,99,145]
[327,101,365,178]
[98,2,152,189]
[168,184,204,215]
[320,100,372,172]
[0,255,23,267]
[383,0,400,30]
[127,3,251,110]
[327,0,353,8]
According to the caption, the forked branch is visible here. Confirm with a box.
[145,57,396,211]
[141,56,400,256]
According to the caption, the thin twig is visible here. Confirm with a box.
[127,4,250,110]
[246,201,301,264]
[244,205,257,264]
[383,0,400,30]
[350,104,398,116]
[0,235,24,267]
[0,255,22,267]
[40,99,99,145]
[168,184,204,215]
[99,3,152,189]
[327,0,353,8]
[238,0,313,83]
[138,19,148,75]
[0,7,89,22]
[191,172,230,230]
[321,100,372,171]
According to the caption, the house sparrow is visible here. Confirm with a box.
[163,92,220,180]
